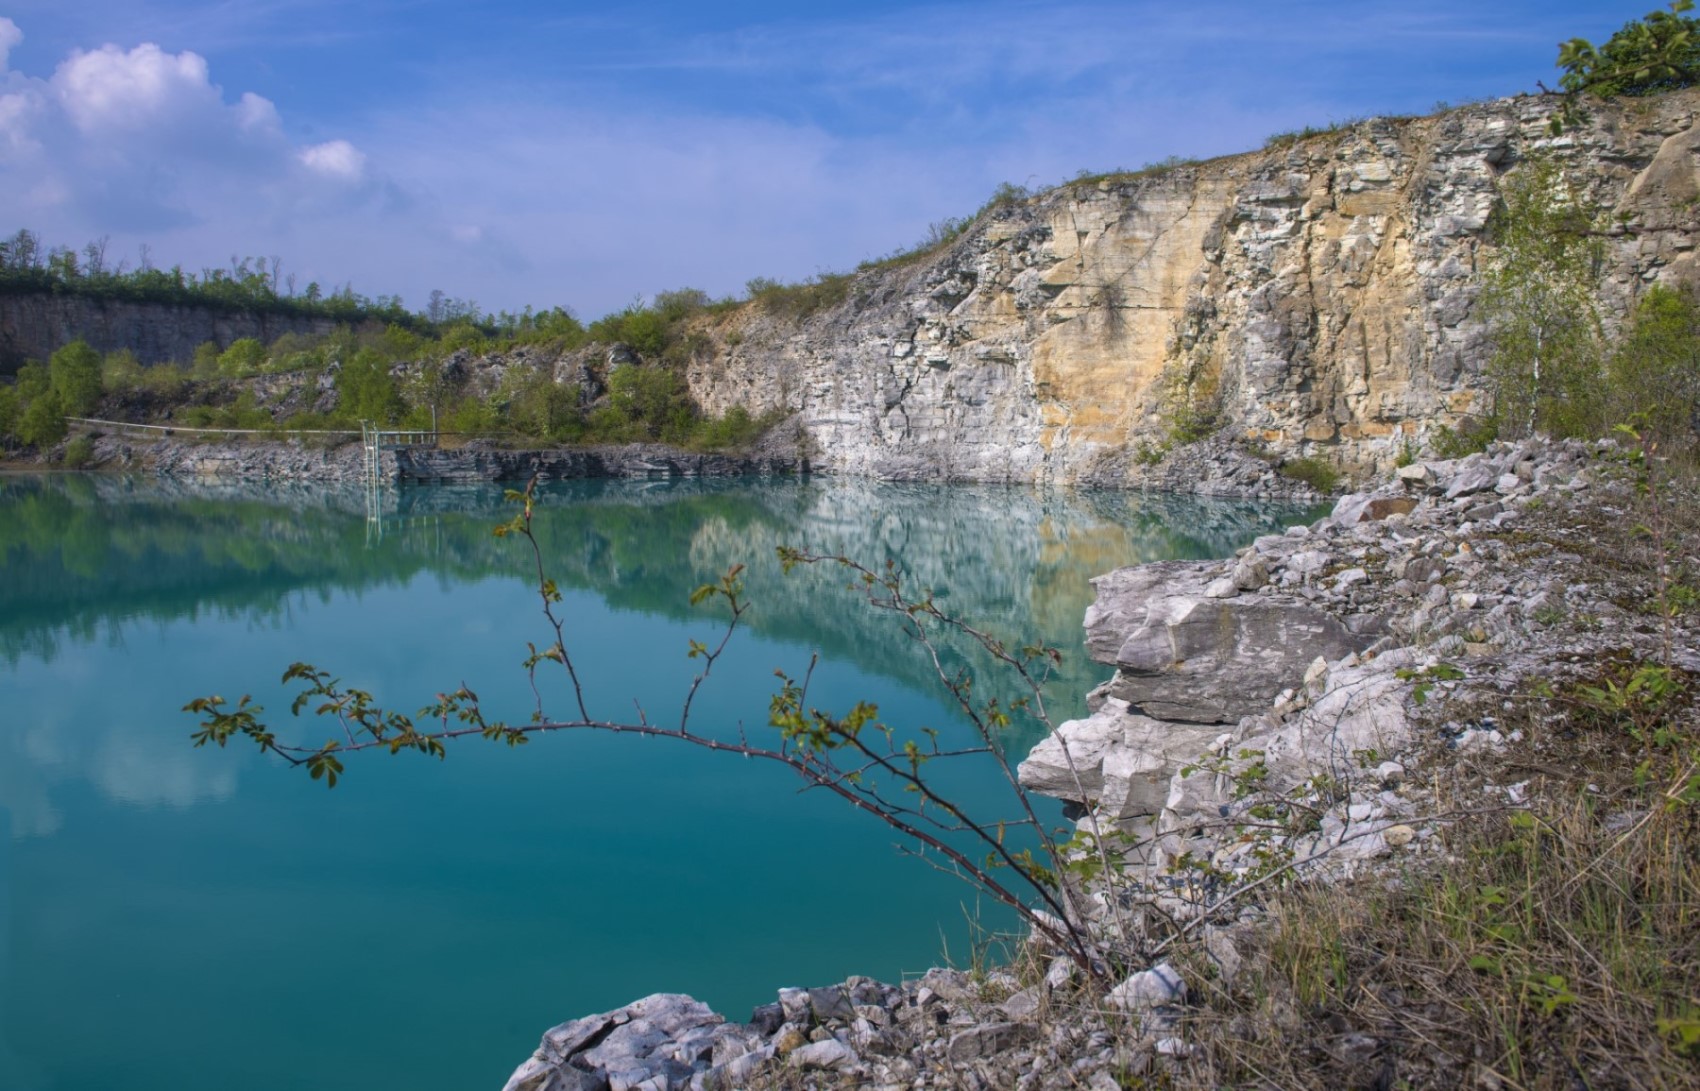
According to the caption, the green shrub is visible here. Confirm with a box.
[603,364,694,439]
[1264,122,1345,149]
[1480,157,1606,439]
[140,362,190,398]
[14,361,49,402]
[653,288,710,323]
[336,348,402,423]
[1608,284,1700,450]
[221,391,273,430]
[584,404,638,443]
[1432,415,1501,459]
[1279,456,1341,493]
[1156,360,1222,446]
[101,349,143,392]
[0,383,17,444]
[62,434,95,468]
[191,340,221,380]
[522,307,587,347]
[217,337,266,378]
[49,340,102,417]
[445,395,501,436]
[16,391,64,447]
[370,323,428,362]
[438,322,490,356]
[694,406,767,450]
[587,305,668,356]
[745,274,852,320]
[280,410,336,432]
[505,368,582,442]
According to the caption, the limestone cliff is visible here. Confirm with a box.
[0,293,336,375]
[688,91,1700,483]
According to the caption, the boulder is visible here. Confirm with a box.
[1017,698,1223,814]
[1105,962,1187,1011]
[1085,564,1382,723]
[502,995,726,1091]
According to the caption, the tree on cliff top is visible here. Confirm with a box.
[1557,0,1700,98]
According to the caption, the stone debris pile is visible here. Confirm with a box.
[1109,436,1329,500]
[503,961,1199,1091]
[503,437,1692,1090]
[1018,437,1630,905]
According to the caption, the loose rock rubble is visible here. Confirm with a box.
[1021,437,1700,911]
[1105,436,1326,501]
[504,437,1698,1090]
[503,965,1187,1091]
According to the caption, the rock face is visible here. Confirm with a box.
[1015,437,1671,885]
[0,294,335,375]
[690,91,1700,484]
[28,95,1700,486]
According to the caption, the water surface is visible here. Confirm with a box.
[0,473,1318,1091]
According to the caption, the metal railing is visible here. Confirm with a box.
[360,421,440,486]
[65,416,363,439]
[67,415,444,489]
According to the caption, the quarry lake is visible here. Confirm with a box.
[0,473,1319,1091]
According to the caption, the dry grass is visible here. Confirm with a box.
[1153,453,1700,1090]
[1171,787,1700,1089]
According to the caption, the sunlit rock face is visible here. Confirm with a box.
[691,89,1700,483]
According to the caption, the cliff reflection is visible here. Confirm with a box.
[0,474,1319,713]
[0,472,1326,764]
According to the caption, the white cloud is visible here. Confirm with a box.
[0,21,373,236]
[52,41,221,133]
[0,90,41,157]
[0,17,21,74]
[0,708,243,841]
[299,138,366,181]
[235,90,281,133]
[92,732,238,808]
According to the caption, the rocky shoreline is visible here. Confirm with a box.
[69,432,805,483]
[40,427,1327,501]
[497,436,1695,1091]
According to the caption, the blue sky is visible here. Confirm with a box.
[0,1,1664,319]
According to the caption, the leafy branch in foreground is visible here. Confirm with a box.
[185,477,1115,973]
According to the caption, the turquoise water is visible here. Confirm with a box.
[0,474,1318,1091]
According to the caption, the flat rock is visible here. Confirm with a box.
[1086,563,1381,723]
[1018,698,1224,814]
[945,1022,1039,1062]
[503,995,723,1091]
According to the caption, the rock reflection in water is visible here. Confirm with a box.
[0,473,1321,833]
[0,472,1321,1091]
[1,475,1319,731]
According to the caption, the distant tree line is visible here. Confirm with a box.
[0,229,434,329]
[0,299,773,456]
